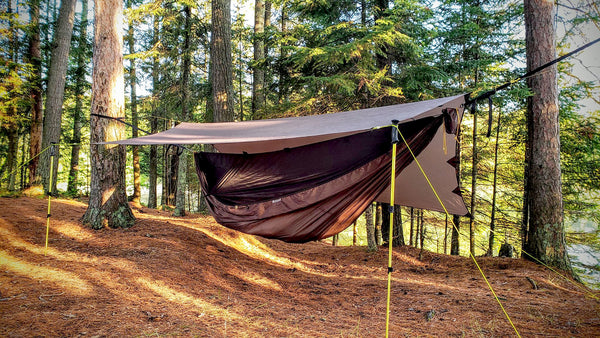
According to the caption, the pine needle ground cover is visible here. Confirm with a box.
[1,197,598,337]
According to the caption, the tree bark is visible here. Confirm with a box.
[409,207,414,246]
[174,5,193,216]
[126,0,141,205]
[451,119,463,256]
[469,104,478,257]
[148,14,160,209]
[82,0,134,230]
[375,202,382,245]
[523,0,571,272]
[381,202,390,244]
[392,205,404,247]
[487,107,502,256]
[210,0,234,123]
[365,203,377,251]
[278,1,289,103]
[27,0,43,186]
[40,0,77,194]
[252,0,265,120]
[67,0,89,195]
[419,210,425,250]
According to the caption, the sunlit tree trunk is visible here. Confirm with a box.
[126,0,140,205]
[148,14,159,209]
[523,0,571,272]
[82,0,134,229]
[40,0,77,193]
[67,0,89,195]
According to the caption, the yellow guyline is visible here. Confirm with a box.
[385,121,400,338]
[44,143,57,256]
[392,124,522,338]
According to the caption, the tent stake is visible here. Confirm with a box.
[385,121,399,337]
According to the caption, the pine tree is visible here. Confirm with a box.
[174,4,193,216]
[523,0,571,272]
[83,0,134,229]
[27,0,43,186]
[210,0,234,122]
[126,0,141,205]
[67,0,90,196]
[40,0,77,193]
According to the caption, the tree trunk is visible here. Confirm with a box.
[278,2,288,103]
[126,0,141,205]
[409,207,414,246]
[523,0,571,272]
[148,14,160,209]
[487,107,502,256]
[352,221,357,246]
[6,129,18,191]
[444,215,448,254]
[82,0,134,230]
[469,104,478,257]
[419,210,425,250]
[211,0,234,123]
[451,215,460,255]
[27,0,43,186]
[413,209,419,247]
[67,0,89,196]
[174,5,193,217]
[392,205,404,247]
[381,202,390,244]
[375,202,382,245]
[451,118,463,256]
[252,0,265,119]
[40,0,77,194]
[365,203,377,251]
[263,1,271,96]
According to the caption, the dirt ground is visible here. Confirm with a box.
[0,196,599,337]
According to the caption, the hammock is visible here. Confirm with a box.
[109,94,468,242]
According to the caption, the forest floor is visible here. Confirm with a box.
[1,195,599,337]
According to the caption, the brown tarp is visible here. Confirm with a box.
[110,94,468,241]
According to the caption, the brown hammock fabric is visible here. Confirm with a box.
[195,117,443,242]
